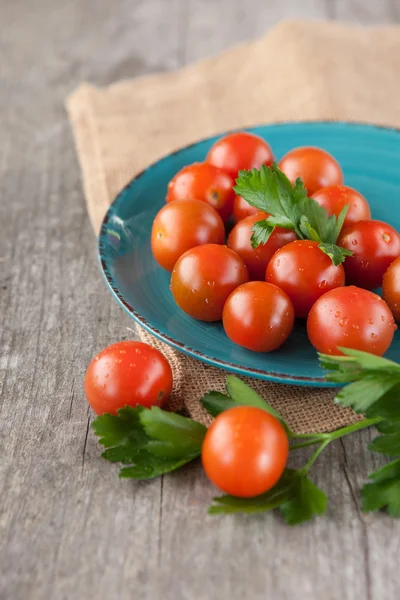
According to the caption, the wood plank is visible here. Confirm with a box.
[1,1,400,599]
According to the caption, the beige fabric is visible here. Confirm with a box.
[66,19,400,432]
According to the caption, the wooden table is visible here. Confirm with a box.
[1,1,400,598]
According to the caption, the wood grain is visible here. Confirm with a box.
[1,1,400,599]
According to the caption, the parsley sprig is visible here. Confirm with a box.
[233,163,353,265]
[92,350,400,524]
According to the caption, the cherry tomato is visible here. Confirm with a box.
[338,220,400,290]
[382,256,400,321]
[227,212,297,280]
[206,132,274,178]
[279,147,343,195]
[171,244,249,321]
[202,406,289,498]
[151,200,225,272]
[266,240,345,318]
[307,286,396,356]
[311,185,371,227]
[85,341,173,415]
[233,195,260,223]
[166,162,234,221]
[223,281,294,352]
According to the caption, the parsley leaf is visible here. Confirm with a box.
[361,459,400,517]
[235,163,352,264]
[209,469,327,525]
[92,405,206,480]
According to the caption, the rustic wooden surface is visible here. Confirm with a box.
[1,1,400,599]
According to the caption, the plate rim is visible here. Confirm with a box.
[98,120,400,387]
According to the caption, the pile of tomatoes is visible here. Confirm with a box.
[151,131,400,357]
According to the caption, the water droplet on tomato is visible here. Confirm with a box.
[351,239,358,246]
[381,315,385,322]
[339,318,348,327]
[394,323,398,331]
[319,280,327,289]
[276,259,280,267]
[352,324,360,330]
[369,318,374,324]
[335,311,341,318]
[370,333,377,339]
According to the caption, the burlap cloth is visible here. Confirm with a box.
[66,19,400,433]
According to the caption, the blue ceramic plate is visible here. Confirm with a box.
[99,122,400,387]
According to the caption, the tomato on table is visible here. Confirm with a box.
[202,406,289,498]
[227,212,297,280]
[171,244,249,321]
[338,220,400,290]
[311,185,371,227]
[233,194,261,223]
[223,281,294,352]
[206,132,274,178]
[266,240,345,318]
[307,286,396,356]
[85,341,173,415]
[166,162,235,221]
[382,256,400,321]
[278,147,343,195]
[151,199,225,271]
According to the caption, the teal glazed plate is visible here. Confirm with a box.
[98,122,400,387]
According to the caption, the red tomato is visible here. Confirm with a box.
[171,244,249,321]
[279,147,343,195]
[311,185,371,227]
[85,341,173,415]
[307,286,396,356]
[266,240,345,318]
[233,195,260,223]
[227,212,297,280]
[166,162,234,221]
[338,220,400,290]
[151,200,225,271]
[202,406,289,498]
[382,256,400,321]
[223,281,294,352]
[206,132,274,178]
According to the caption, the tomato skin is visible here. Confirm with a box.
[166,162,235,221]
[307,286,395,356]
[233,195,260,223]
[266,240,345,318]
[311,185,371,227]
[151,200,225,271]
[227,212,297,280]
[206,132,274,178]
[202,406,289,498]
[84,341,173,415]
[223,281,294,352]
[338,220,400,290]
[171,244,249,321]
[279,147,343,195]
[382,256,400,321]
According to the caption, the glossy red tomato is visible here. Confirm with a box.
[338,220,400,290]
[202,406,289,498]
[171,244,249,321]
[85,341,173,415]
[233,195,260,223]
[206,132,274,178]
[279,147,343,195]
[382,256,400,321]
[307,286,396,356]
[223,281,294,352]
[166,162,235,221]
[266,240,345,318]
[227,212,297,280]
[311,185,371,227]
[151,199,225,271]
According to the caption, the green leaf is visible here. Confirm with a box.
[279,471,327,525]
[250,219,275,248]
[361,476,400,517]
[369,433,400,456]
[225,376,290,434]
[368,458,400,482]
[200,391,237,417]
[318,243,353,266]
[234,165,283,215]
[365,383,400,422]
[335,205,350,239]
[299,216,321,242]
[335,376,399,413]
[92,405,205,480]
[208,470,327,524]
